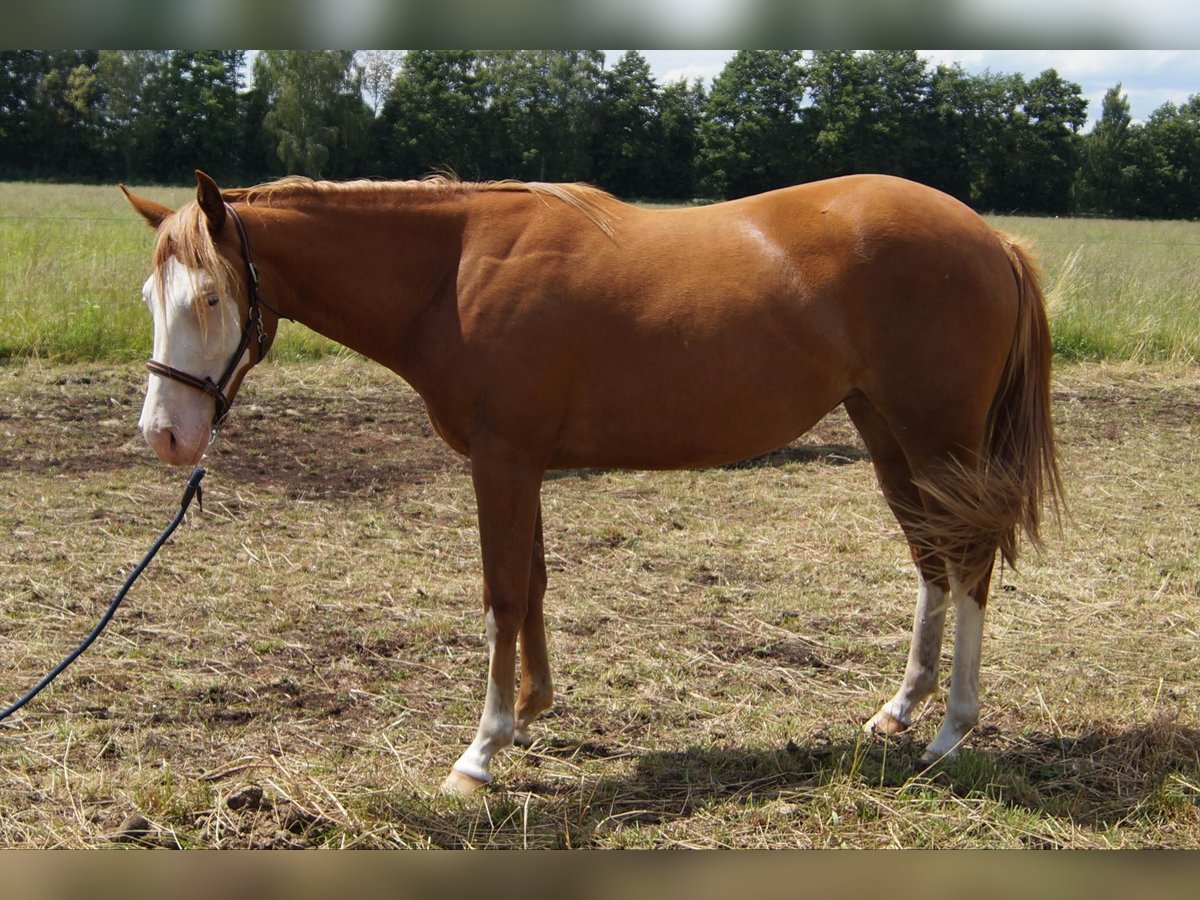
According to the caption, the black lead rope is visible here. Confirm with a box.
[0,467,206,724]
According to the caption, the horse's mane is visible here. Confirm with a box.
[224,174,618,239]
[150,203,240,339]
[150,175,618,322]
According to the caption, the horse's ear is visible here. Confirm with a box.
[195,170,227,234]
[119,184,172,230]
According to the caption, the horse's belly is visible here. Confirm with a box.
[548,362,847,470]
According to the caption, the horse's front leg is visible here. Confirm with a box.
[513,504,552,747]
[441,445,543,795]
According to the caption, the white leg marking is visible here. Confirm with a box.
[922,578,984,761]
[450,610,514,785]
[866,573,948,734]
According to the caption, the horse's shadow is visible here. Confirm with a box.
[543,443,869,483]
[395,717,1200,847]
[719,442,868,469]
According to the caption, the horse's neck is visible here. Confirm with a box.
[257,198,465,375]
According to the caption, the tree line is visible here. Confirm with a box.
[2,49,1198,218]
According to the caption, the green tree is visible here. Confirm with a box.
[477,50,605,182]
[544,50,606,182]
[977,70,1086,214]
[0,51,100,179]
[1130,97,1200,219]
[1021,69,1088,213]
[358,50,402,116]
[1081,84,1137,216]
[594,50,662,197]
[656,77,706,199]
[157,51,245,182]
[803,50,932,181]
[0,52,45,173]
[958,71,1021,211]
[966,70,1086,214]
[378,50,483,179]
[697,50,805,198]
[91,50,169,182]
[255,51,370,178]
[918,63,985,201]
[236,79,277,184]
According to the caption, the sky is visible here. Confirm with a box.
[632,50,1200,128]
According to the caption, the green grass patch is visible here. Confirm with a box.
[989,214,1200,364]
[2,183,1198,364]
[0,182,341,363]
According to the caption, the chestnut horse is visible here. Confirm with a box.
[123,171,1061,794]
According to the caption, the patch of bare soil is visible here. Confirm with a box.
[0,363,462,500]
[0,362,865,499]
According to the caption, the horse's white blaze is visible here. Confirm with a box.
[922,581,985,761]
[451,609,515,784]
[139,257,246,464]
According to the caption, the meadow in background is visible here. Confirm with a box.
[2,182,1199,366]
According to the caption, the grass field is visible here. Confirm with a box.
[0,358,1197,848]
[988,214,1200,363]
[0,183,339,362]
[1,181,1199,363]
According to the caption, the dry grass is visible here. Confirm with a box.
[0,358,1198,848]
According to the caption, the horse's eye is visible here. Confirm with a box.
[206,294,220,308]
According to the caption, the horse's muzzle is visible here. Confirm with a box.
[143,421,207,467]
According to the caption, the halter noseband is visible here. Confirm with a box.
[145,203,270,429]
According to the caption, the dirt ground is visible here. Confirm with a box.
[1,358,1198,847]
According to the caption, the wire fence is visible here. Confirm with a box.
[0,215,139,222]
[4,213,1200,315]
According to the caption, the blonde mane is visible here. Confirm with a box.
[225,175,619,239]
[151,202,241,341]
[150,175,620,331]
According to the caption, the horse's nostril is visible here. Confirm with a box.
[145,424,187,465]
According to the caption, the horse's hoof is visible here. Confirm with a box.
[918,729,968,765]
[918,746,956,766]
[439,769,490,796]
[864,709,909,736]
[512,727,534,749]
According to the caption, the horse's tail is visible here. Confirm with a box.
[915,231,1065,589]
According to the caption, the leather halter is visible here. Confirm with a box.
[145,203,270,428]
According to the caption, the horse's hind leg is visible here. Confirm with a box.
[513,504,553,747]
[845,395,950,736]
[848,386,1002,761]
[920,561,992,762]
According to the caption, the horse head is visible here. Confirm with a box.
[122,171,277,465]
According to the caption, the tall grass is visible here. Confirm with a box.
[989,214,1200,364]
[1,183,1197,363]
[0,182,342,363]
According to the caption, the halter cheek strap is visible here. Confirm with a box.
[145,203,271,429]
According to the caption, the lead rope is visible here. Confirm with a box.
[0,467,206,724]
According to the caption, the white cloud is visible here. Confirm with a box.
[623,50,735,86]
[918,50,1200,124]
[635,50,1200,127]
